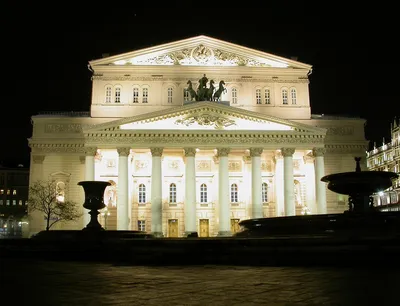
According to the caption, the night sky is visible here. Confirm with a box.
[2,3,398,167]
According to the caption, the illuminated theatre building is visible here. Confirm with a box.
[367,118,400,211]
[27,36,368,237]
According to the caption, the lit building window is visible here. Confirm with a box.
[256,89,262,104]
[167,87,173,103]
[115,87,121,103]
[133,87,139,103]
[13,190,17,195]
[169,183,177,203]
[105,86,112,103]
[12,200,16,206]
[7,190,10,195]
[18,200,23,206]
[0,189,3,195]
[0,200,3,205]
[56,182,65,203]
[6,200,10,206]
[264,89,271,104]
[138,184,146,204]
[291,88,297,104]
[232,88,238,104]
[200,183,208,203]
[138,220,146,231]
[142,88,148,103]
[262,182,268,202]
[282,89,288,104]
[230,183,238,203]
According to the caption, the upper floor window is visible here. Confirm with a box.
[142,88,148,103]
[183,88,190,101]
[138,220,146,231]
[12,190,17,195]
[256,89,262,104]
[264,89,271,104]
[200,183,208,203]
[133,87,139,103]
[114,87,121,103]
[7,190,10,195]
[167,88,173,104]
[230,183,238,203]
[138,184,146,204]
[262,183,268,202]
[282,89,288,105]
[0,189,3,195]
[291,88,297,105]
[105,86,112,103]
[169,183,177,203]
[231,88,238,104]
[56,181,65,203]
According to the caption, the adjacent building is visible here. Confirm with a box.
[367,118,400,211]
[0,165,29,238]
[27,36,368,237]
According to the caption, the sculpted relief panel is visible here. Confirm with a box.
[45,124,82,133]
[326,126,354,136]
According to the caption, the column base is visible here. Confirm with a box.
[217,231,232,237]
[185,231,198,238]
[152,231,164,238]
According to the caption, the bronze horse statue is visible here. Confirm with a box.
[205,80,215,101]
[213,80,226,102]
[185,80,197,101]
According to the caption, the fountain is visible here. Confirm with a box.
[235,157,400,238]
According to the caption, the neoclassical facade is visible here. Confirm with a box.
[27,36,368,237]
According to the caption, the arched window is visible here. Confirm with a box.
[200,183,207,203]
[167,87,173,103]
[262,182,268,203]
[230,183,238,203]
[132,87,139,103]
[115,86,121,103]
[291,88,297,105]
[282,89,288,105]
[183,88,190,101]
[169,183,177,203]
[264,88,271,104]
[142,87,148,103]
[256,89,262,104]
[138,184,146,204]
[231,88,238,104]
[105,86,112,103]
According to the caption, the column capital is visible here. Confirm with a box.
[243,156,252,164]
[184,148,196,157]
[250,148,263,157]
[150,147,163,157]
[84,147,97,156]
[313,147,326,157]
[303,153,315,164]
[117,147,131,157]
[281,147,295,157]
[217,148,230,157]
[32,155,45,164]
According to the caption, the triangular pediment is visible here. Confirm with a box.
[83,102,325,135]
[89,35,311,69]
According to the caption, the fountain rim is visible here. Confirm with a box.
[321,171,398,182]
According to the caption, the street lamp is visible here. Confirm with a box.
[101,207,111,230]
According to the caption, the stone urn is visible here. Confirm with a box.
[78,181,111,231]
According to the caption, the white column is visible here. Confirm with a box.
[184,148,197,236]
[303,154,316,214]
[151,147,163,237]
[117,147,130,230]
[313,147,327,214]
[217,148,231,236]
[274,152,284,217]
[27,155,46,237]
[281,148,295,216]
[83,147,97,227]
[250,148,263,218]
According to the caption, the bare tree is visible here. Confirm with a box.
[28,180,82,231]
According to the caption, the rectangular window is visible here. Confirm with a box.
[18,200,23,206]
[282,89,288,105]
[115,87,121,103]
[133,88,139,103]
[167,88,173,104]
[256,89,261,104]
[105,86,112,103]
[0,200,3,205]
[232,88,237,104]
[6,200,10,206]
[138,220,146,231]
[142,88,148,103]
[13,190,17,195]
[291,89,297,104]
[169,184,177,203]
[12,200,16,206]
[264,89,270,104]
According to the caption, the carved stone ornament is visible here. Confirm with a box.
[312,147,326,157]
[117,147,131,157]
[150,147,163,157]
[243,156,252,164]
[184,147,196,157]
[45,123,82,134]
[250,148,264,157]
[196,160,211,171]
[32,155,45,164]
[85,147,98,156]
[127,44,282,67]
[281,148,295,157]
[175,114,236,130]
[326,126,354,136]
[217,148,231,157]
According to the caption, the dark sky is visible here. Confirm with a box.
[2,3,398,167]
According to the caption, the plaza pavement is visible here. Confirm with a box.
[1,258,399,305]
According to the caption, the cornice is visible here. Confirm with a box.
[30,143,85,154]
[325,144,367,154]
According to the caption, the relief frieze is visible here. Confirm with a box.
[45,123,82,133]
[326,126,354,136]
[196,160,211,171]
